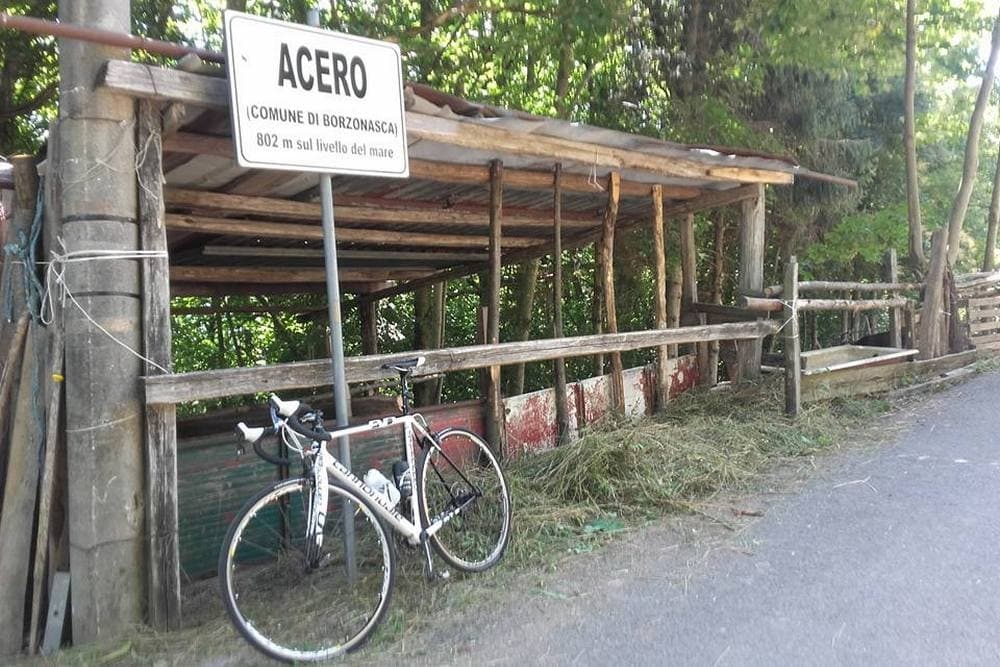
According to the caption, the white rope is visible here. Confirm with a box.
[41,243,171,374]
[773,299,799,339]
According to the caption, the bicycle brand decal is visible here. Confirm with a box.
[329,456,407,522]
[366,416,398,430]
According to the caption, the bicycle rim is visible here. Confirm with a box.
[219,478,394,662]
[418,429,511,573]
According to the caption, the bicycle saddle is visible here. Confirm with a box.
[382,356,425,373]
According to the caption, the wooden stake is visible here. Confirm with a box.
[486,160,505,454]
[552,165,570,444]
[736,184,766,381]
[592,245,604,376]
[784,257,801,415]
[651,185,670,410]
[600,172,624,411]
[138,100,181,630]
[708,212,726,385]
[886,249,902,348]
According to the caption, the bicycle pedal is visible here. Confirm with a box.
[432,569,450,583]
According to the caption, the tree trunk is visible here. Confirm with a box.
[947,8,1000,266]
[982,136,1000,272]
[904,0,925,272]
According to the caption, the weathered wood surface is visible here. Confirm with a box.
[784,258,801,416]
[600,172,624,411]
[139,101,181,631]
[166,186,601,230]
[145,320,779,406]
[164,213,541,248]
[742,296,911,313]
[736,184,766,381]
[802,350,978,402]
[0,324,40,657]
[886,250,903,348]
[0,316,29,494]
[651,184,670,409]
[552,165,570,444]
[798,280,922,292]
[27,318,64,654]
[485,160,504,453]
[170,266,434,284]
[919,229,949,360]
[689,303,760,321]
[100,61,794,185]
[39,572,69,656]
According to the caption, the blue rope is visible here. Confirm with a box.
[2,178,45,323]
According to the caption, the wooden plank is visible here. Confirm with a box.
[688,303,759,321]
[138,101,181,631]
[0,324,40,656]
[166,186,600,230]
[802,350,978,402]
[679,213,698,308]
[0,316,29,494]
[886,249,902,348]
[359,184,762,303]
[970,331,1000,345]
[797,297,911,312]
[551,165,570,444]
[969,319,1000,334]
[736,184,765,381]
[486,160,504,454]
[600,172,624,411]
[784,257,801,416]
[651,184,670,410]
[919,229,948,360]
[27,319,64,654]
[144,320,779,406]
[39,572,69,656]
[798,280,922,292]
[967,295,1000,309]
[164,213,541,248]
[202,245,487,265]
[162,134,703,200]
[169,266,435,284]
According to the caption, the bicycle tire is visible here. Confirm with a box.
[218,477,395,663]
[416,428,511,573]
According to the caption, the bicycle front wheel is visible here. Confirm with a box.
[218,478,395,663]
[417,428,511,573]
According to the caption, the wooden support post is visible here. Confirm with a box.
[600,172,624,412]
[918,229,948,360]
[784,257,801,415]
[0,317,29,498]
[138,101,181,630]
[592,247,604,376]
[886,249,902,348]
[486,160,505,454]
[552,165,570,444]
[651,185,670,410]
[708,213,725,385]
[0,324,41,658]
[737,184,766,381]
[904,301,917,349]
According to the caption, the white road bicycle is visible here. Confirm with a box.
[218,357,512,663]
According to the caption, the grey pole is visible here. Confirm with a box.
[308,6,355,580]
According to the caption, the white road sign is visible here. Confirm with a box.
[223,11,409,177]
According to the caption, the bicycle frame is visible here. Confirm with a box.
[292,413,460,546]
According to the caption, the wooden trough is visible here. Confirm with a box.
[800,345,919,376]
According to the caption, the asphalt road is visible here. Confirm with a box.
[411,372,1000,666]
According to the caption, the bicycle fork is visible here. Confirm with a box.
[304,445,329,569]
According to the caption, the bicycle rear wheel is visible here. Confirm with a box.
[219,478,395,662]
[417,428,511,573]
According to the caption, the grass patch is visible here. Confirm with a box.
[24,376,893,666]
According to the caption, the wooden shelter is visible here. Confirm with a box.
[0,20,859,654]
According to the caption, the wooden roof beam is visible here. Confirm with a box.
[164,213,542,248]
[162,131,704,199]
[170,266,435,284]
[96,62,791,186]
[164,187,601,231]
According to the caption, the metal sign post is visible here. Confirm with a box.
[224,7,409,580]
